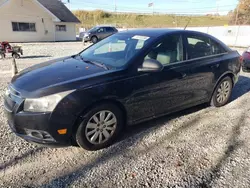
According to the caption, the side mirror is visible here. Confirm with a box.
[138,59,163,72]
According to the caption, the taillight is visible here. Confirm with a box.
[239,56,244,64]
[245,52,250,59]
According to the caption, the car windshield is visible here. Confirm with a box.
[80,33,153,69]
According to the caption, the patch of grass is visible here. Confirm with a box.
[73,10,230,31]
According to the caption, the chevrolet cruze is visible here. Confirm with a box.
[4,29,241,151]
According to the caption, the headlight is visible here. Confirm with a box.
[5,88,10,96]
[84,33,90,37]
[24,90,74,112]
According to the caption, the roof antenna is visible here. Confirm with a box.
[184,18,191,30]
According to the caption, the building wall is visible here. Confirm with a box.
[184,26,250,47]
[55,22,76,41]
[0,0,76,42]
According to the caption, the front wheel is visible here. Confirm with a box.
[210,76,233,107]
[91,36,98,44]
[12,53,20,59]
[76,103,124,151]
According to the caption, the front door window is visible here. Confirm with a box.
[145,35,183,66]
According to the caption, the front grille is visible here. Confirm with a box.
[9,85,21,97]
[5,85,24,112]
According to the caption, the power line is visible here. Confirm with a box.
[73,5,237,14]
[74,1,236,12]
[72,1,237,11]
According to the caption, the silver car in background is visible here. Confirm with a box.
[79,26,118,43]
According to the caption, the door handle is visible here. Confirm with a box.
[211,64,220,68]
[182,73,187,78]
[178,73,187,79]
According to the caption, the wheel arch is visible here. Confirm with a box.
[71,98,127,142]
[210,71,235,100]
[91,35,98,40]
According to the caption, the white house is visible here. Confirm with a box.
[0,0,80,42]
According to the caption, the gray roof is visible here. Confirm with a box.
[37,0,80,23]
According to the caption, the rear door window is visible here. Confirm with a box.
[106,27,114,32]
[186,35,212,59]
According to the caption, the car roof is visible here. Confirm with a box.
[119,28,183,37]
[119,28,210,38]
[118,28,230,51]
[96,26,115,28]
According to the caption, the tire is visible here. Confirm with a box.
[76,103,124,151]
[0,53,5,60]
[12,53,20,59]
[91,36,98,44]
[210,76,233,107]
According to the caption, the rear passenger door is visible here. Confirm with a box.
[182,33,227,103]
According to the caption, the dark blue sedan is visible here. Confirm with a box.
[4,29,241,150]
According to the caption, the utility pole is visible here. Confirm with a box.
[175,14,178,27]
[113,0,117,26]
[152,2,155,15]
[235,3,239,25]
[114,0,117,14]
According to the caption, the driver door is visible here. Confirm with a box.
[134,34,194,118]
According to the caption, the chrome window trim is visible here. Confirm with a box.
[163,52,229,67]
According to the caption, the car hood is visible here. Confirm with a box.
[11,56,109,97]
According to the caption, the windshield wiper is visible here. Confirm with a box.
[77,55,109,70]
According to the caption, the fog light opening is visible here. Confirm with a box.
[24,129,55,142]
[31,131,43,139]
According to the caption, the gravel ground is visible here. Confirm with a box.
[0,43,250,188]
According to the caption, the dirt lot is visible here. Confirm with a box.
[0,42,250,188]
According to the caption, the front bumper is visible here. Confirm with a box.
[83,36,90,42]
[4,89,73,147]
[8,120,68,147]
[5,109,71,147]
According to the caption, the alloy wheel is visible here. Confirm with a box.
[216,80,230,104]
[85,110,117,145]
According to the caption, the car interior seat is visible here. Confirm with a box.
[156,40,178,65]
[193,42,211,58]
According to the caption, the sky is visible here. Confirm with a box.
[64,0,238,15]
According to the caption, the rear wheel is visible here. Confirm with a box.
[76,103,124,151]
[12,53,20,59]
[91,36,98,44]
[210,76,233,107]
